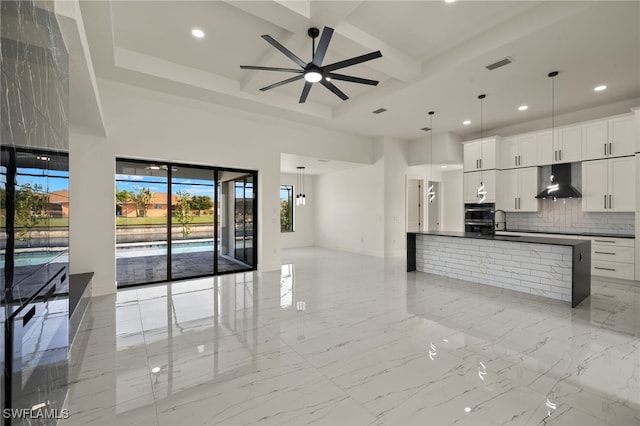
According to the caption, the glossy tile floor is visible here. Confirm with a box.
[62,247,640,425]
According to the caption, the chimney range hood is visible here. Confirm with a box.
[535,163,582,199]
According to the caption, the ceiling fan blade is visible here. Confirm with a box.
[240,65,303,73]
[299,82,313,103]
[327,73,379,86]
[312,27,334,66]
[323,51,383,72]
[320,80,348,101]
[259,74,304,91]
[261,35,307,69]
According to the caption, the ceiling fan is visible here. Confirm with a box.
[240,26,382,103]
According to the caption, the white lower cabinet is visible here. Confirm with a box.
[499,167,539,212]
[590,237,635,280]
[463,170,497,203]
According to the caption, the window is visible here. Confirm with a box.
[280,185,294,232]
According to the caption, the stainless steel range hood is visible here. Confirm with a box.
[535,163,582,199]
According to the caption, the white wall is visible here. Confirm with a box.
[70,79,375,296]
[382,137,410,257]
[441,169,464,232]
[314,156,385,257]
[280,172,315,248]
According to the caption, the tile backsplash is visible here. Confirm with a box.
[506,197,635,235]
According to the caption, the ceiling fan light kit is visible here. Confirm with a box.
[240,26,383,103]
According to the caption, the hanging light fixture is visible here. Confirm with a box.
[296,166,306,206]
[547,71,559,201]
[477,94,487,203]
[427,111,436,203]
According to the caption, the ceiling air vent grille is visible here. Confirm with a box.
[372,108,387,114]
[485,56,513,71]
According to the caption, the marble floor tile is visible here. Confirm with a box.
[62,247,640,426]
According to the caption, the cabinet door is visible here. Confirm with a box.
[481,138,496,170]
[518,167,540,212]
[609,156,635,211]
[557,125,582,163]
[609,116,635,158]
[582,119,608,161]
[463,141,481,171]
[518,134,538,167]
[582,159,608,212]
[500,169,519,211]
[501,138,519,169]
[537,130,554,166]
[463,172,481,203]
[481,170,497,203]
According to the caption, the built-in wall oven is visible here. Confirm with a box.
[464,203,495,235]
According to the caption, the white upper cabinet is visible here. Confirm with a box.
[582,156,635,212]
[463,137,498,172]
[537,125,582,165]
[498,167,539,212]
[500,134,538,169]
[463,170,497,203]
[582,114,634,161]
[557,124,582,163]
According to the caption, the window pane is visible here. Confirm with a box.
[280,185,293,232]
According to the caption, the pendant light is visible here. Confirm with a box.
[477,94,487,203]
[427,111,436,203]
[547,71,559,201]
[296,166,306,206]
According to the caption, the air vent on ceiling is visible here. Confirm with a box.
[372,108,387,114]
[421,127,432,132]
[485,56,513,71]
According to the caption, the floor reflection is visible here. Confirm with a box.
[63,248,640,426]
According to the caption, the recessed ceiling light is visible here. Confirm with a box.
[463,120,471,126]
[191,28,204,39]
[441,165,448,169]
[518,105,528,111]
[445,0,457,3]
[594,85,607,92]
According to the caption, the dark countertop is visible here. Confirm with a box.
[410,231,590,247]
[499,229,635,239]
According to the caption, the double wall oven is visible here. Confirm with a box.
[464,203,495,235]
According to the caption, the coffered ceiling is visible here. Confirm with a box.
[78,1,640,141]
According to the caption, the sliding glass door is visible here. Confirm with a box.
[115,159,257,287]
[171,166,215,280]
[115,160,168,286]
[217,171,256,273]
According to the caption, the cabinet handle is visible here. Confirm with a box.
[554,150,557,161]
[559,150,562,161]
[595,266,616,271]
[518,155,521,166]
[594,240,615,243]
[515,155,517,166]
[480,159,482,169]
[604,143,607,156]
[515,198,517,209]
[594,251,616,255]
[604,194,607,209]
[609,194,612,209]
[609,143,612,156]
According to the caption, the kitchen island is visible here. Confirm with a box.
[407,231,591,308]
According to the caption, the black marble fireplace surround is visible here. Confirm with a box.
[1,1,70,424]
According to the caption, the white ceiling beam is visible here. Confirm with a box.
[334,21,420,82]
[331,0,596,119]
